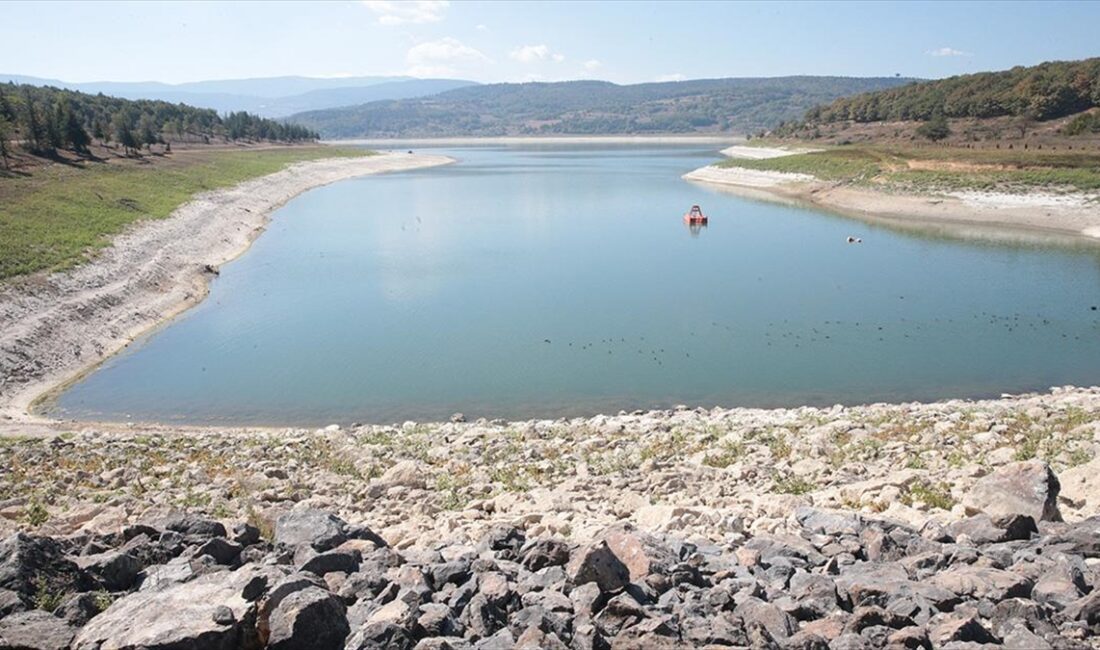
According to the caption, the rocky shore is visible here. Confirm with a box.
[3,387,1100,647]
[2,469,1099,649]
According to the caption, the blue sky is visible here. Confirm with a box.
[4,1,1099,84]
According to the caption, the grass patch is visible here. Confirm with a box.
[0,146,371,279]
[33,576,66,613]
[903,481,956,510]
[773,473,815,495]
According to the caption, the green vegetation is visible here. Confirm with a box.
[33,576,66,613]
[772,473,815,495]
[290,76,915,138]
[0,82,318,164]
[803,58,1100,124]
[0,146,369,279]
[902,481,956,510]
[717,144,1100,192]
[24,497,48,526]
[915,114,951,141]
[1064,111,1100,135]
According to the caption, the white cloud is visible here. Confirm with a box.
[362,1,449,26]
[509,44,565,64]
[655,73,687,82]
[927,47,972,57]
[475,23,489,32]
[582,59,602,72]
[406,37,491,77]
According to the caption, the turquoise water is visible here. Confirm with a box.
[51,144,1100,425]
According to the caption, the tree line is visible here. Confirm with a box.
[0,82,319,167]
[801,58,1100,126]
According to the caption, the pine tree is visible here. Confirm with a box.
[21,90,47,153]
[0,116,11,169]
[112,112,137,154]
[47,102,65,150]
[137,114,159,149]
[64,104,91,153]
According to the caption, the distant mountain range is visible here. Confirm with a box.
[287,76,918,138]
[0,74,478,118]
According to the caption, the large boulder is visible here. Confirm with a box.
[275,509,348,552]
[962,460,1061,522]
[600,526,677,584]
[73,550,143,591]
[0,610,77,650]
[73,565,275,650]
[159,513,227,539]
[1058,455,1100,514]
[267,586,349,650]
[0,533,93,606]
[565,541,630,593]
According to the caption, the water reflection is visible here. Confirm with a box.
[685,221,708,237]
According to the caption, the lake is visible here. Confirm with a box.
[50,144,1100,425]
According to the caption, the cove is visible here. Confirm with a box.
[50,144,1100,425]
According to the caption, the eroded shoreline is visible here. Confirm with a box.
[683,148,1100,243]
[0,153,454,424]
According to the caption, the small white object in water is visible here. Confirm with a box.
[846,236,863,244]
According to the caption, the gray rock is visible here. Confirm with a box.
[428,559,472,589]
[74,565,272,650]
[472,627,516,650]
[565,541,630,593]
[160,513,228,539]
[414,637,474,650]
[733,596,797,641]
[0,533,93,606]
[928,566,1032,601]
[788,571,841,618]
[416,602,462,637]
[267,586,349,650]
[275,509,348,552]
[195,538,243,565]
[795,507,864,536]
[885,625,930,649]
[55,592,108,627]
[345,621,415,650]
[946,513,1036,545]
[299,548,361,576]
[477,526,526,561]
[927,612,997,646]
[518,539,570,572]
[1030,558,1087,610]
[962,460,1062,522]
[231,522,262,546]
[0,588,26,618]
[0,610,77,650]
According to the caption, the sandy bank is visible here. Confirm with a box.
[328,135,742,147]
[719,144,823,159]
[0,153,454,423]
[684,164,1100,242]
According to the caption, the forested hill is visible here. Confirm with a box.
[804,58,1100,125]
[289,76,917,138]
[0,82,318,162]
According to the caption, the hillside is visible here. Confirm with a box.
[804,58,1100,125]
[289,76,917,139]
[2,74,478,118]
[0,83,318,169]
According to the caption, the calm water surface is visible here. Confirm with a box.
[52,144,1100,424]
